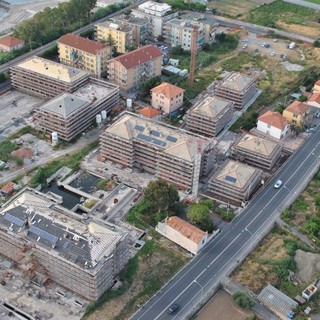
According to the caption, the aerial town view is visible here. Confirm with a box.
[1,0,320,319]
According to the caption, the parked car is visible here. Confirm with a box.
[274,180,283,189]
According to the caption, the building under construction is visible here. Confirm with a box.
[100,112,215,191]
[231,133,282,171]
[215,72,257,109]
[34,78,119,141]
[10,57,90,99]
[0,188,129,301]
[185,95,234,137]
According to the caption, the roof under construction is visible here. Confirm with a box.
[220,72,255,93]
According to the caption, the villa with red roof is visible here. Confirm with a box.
[257,111,290,140]
[107,45,163,94]
[0,36,24,52]
[283,101,310,127]
[138,106,161,120]
[307,92,320,109]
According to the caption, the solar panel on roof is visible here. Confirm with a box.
[134,125,145,132]
[136,133,167,148]
[150,130,160,137]
[29,225,59,244]
[4,213,24,227]
[166,135,177,143]
[225,175,237,183]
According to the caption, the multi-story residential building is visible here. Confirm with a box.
[185,95,233,137]
[57,33,112,78]
[131,1,177,37]
[107,45,162,94]
[0,35,24,52]
[100,112,215,191]
[95,21,135,54]
[313,80,320,93]
[257,111,290,140]
[215,72,257,109]
[34,79,119,141]
[151,82,185,114]
[0,188,129,301]
[307,92,320,109]
[164,19,205,51]
[231,133,282,171]
[11,57,89,99]
[207,159,263,206]
[283,100,310,127]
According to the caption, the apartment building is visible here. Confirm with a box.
[215,72,257,109]
[207,159,263,206]
[57,33,112,78]
[131,1,177,37]
[151,82,185,114]
[95,21,135,54]
[231,133,282,171]
[100,112,215,190]
[283,100,310,127]
[0,188,129,301]
[11,57,90,99]
[185,95,233,137]
[34,79,119,141]
[164,19,205,51]
[107,45,162,94]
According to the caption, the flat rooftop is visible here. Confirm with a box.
[190,96,232,119]
[214,159,260,189]
[113,14,149,26]
[220,72,255,93]
[234,133,280,157]
[40,93,90,117]
[104,112,211,162]
[167,19,203,30]
[0,189,125,270]
[97,20,134,33]
[13,57,89,84]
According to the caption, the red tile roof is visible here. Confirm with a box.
[166,216,207,244]
[151,82,185,99]
[114,45,162,69]
[286,100,310,114]
[258,111,288,130]
[58,33,107,55]
[0,36,24,48]
[309,93,320,104]
[138,106,161,118]
[1,182,15,195]
[315,80,320,86]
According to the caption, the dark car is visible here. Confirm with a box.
[168,304,179,315]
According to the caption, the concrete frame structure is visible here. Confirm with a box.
[185,96,234,137]
[107,45,162,94]
[100,112,215,190]
[215,72,257,109]
[0,188,129,301]
[34,79,119,141]
[156,216,209,255]
[207,159,262,205]
[10,57,90,99]
[231,133,282,171]
[57,34,112,78]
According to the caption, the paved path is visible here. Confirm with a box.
[283,0,320,10]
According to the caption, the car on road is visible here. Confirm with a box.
[168,304,179,315]
[306,127,316,133]
[274,180,282,189]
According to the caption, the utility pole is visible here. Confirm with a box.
[188,25,199,88]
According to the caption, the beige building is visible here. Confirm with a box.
[107,45,162,94]
[138,106,161,120]
[0,188,129,301]
[95,21,135,54]
[231,133,282,171]
[215,72,257,109]
[57,33,112,78]
[207,159,263,206]
[100,112,215,191]
[34,79,119,141]
[151,82,185,114]
[11,57,90,99]
[0,35,24,52]
[283,100,310,127]
[185,96,234,137]
[156,216,210,255]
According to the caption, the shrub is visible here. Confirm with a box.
[233,292,255,309]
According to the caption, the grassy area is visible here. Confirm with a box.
[125,199,154,231]
[84,239,188,320]
[215,207,235,222]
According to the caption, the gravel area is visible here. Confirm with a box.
[294,249,320,283]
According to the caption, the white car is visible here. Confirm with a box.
[274,180,282,189]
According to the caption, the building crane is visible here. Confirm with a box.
[188,25,199,88]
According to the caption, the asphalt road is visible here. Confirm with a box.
[131,127,320,320]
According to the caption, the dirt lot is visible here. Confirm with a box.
[197,290,252,320]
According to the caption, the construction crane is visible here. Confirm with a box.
[188,25,199,88]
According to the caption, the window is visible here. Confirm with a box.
[293,113,298,118]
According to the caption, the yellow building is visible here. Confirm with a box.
[283,100,310,127]
[57,33,112,78]
[95,21,135,54]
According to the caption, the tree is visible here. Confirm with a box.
[298,95,308,102]
[187,204,214,233]
[0,72,6,84]
[305,216,320,238]
[139,76,162,98]
[233,292,255,310]
[314,39,320,47]
[216,32,227,42]
[144,180,178,213]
